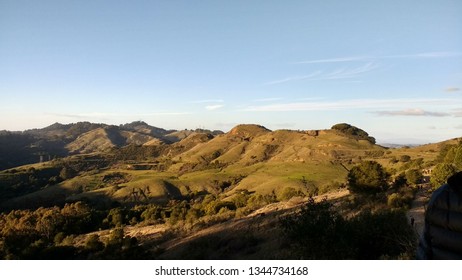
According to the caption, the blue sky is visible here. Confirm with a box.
[0,0,461,144]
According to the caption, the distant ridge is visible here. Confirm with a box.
[0,121,458,171]
[0,121,224,170]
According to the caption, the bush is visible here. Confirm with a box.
[247,193,277,210]
[85,234,104,252]
[232,191,251,208]
[106,208,124,227]
[387,191,414,209]
[279,187,303,201]
[281,199,416,259]
[430,163,457,189]
[399,155,411,163]
[348,161,389,194]
[140,204,162,224]
[405,169,423,185]
[281,198,354,259]
[331,123,376,144]
[205,201,236,215]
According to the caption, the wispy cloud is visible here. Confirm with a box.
[454,109,462,117]
[242,98,457,112]
[445,87,460,92]
[266,62,378,85]
[295,56,368,64]
[295,52,462,64]
[205,104,224,111]
[265,71,322,85]
[191,99,224,104]
[398,52,462,58]
[270,51,461,86]
[253,97,284,102]
[374,108,450,117]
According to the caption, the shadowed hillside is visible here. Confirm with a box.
[0,121,224,170]
[0,121,458,260]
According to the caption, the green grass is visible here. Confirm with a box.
[1,128,454,210]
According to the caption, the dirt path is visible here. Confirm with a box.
[407,185,431,238]
[159,189,350,255]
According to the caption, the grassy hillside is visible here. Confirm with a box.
[0,121,224,170]
[0,122,457,260]
[0,124,428,209]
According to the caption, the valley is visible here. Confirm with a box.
[0,121,460,259]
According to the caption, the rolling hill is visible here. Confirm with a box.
[0,121,223,170]
[0,122,401,209]
[1,121,459,210]
[0,121,460,260]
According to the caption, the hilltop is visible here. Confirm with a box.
[0,121,459,260]
[0,121,223,170]
[0,121,445,209]
[0,122,383,208]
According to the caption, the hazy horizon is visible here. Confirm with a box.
[1,1,461,144]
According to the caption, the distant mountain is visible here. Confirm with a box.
[0,122,386,208]
[1,121,457,173]
[26,122,106,140]
[1,122,459,210]
[0,121,224,170]
[120,121,172,139]
[378,143,420,149]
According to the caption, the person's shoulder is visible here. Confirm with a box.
[430,183,450,199]
[427,184,451,211]
[448,171,462,194]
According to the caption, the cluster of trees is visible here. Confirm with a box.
[0,155,112,206]
[430,141,462,189]
[0,186,287,259]
[347,160,421,210]
[347,161,389,193]
[110,144,165,162]
[281,198,415,259]
[0,202,99,259]
[0,167,62,203]
[0,202,148,259]
[331,123,376,144]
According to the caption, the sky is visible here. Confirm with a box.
[0,0,461,144]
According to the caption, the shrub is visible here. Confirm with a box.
[281,199,416,259]
[279,187,303,201]
[85,234,104,252]
[387,191,414,209]
[405,169,423,185]
[232,191,251,208]
[430,163,457,189]
[106,208,124,227]
[347,161,389,194]
[280,198,354,259]
[140,204,162,224]
[331,123,376,144]
[205,200,236,215]
[399,155,411,163]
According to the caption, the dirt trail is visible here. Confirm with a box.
[407,185,431,238]
[159,189,350,254]
[75,189,351,253]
